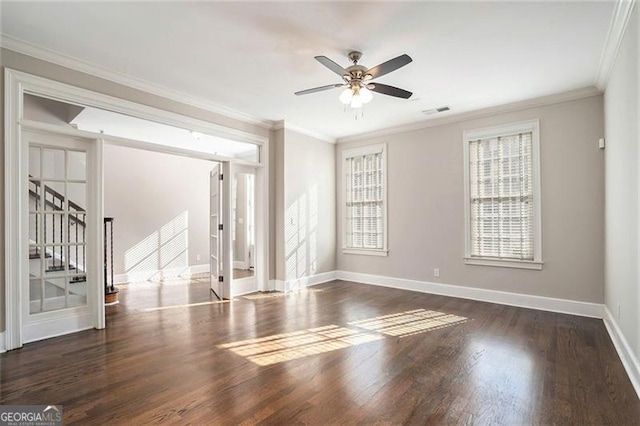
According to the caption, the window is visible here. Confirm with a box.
[343,144,388,256]
[463,120,542,270]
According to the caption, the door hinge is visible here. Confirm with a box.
[218,224,223,231]
[219,174,224,181]
[218,275,224,282]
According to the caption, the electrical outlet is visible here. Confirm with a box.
[617,303,621,319]
[434,268,440,277]
[196,254,201,262]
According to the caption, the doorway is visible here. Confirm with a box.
[5,69,269,350]
[231,167,259,296]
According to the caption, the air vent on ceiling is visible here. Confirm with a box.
[423,106,450,115]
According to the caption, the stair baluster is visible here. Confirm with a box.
[104,217,118,302]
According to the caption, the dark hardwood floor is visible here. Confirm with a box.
[1,279,639,425]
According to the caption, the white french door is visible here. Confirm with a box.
[210,163,223,298]
[210,162,233,299]
[22,129,104,343]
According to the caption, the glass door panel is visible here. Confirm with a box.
[28,145,88,314]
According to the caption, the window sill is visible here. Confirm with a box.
[343,248,388,257]
[463,257,543,270]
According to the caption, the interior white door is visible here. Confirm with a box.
[209,163,223,298]
[22,129,103,343]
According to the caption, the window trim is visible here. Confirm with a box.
[462,119,543,269]
[342,143,388,256]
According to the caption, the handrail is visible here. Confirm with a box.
[28,189,87,227]
[29,177,85,213]
[28,175,87,275]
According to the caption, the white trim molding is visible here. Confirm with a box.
[603,306,640,399]
[7,68,267,147]
[595,0,638,90]
[463,257,543,270]
[0,332,6,353]
[343,249,389,257]
[335,270,604,318]
[0,34,273,129]
[273,280,287,292]
[337,86,601,144]
[233,261,250,270]
[276,271,337,293]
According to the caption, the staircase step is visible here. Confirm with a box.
[29,252,52,260]
[46,265,77,273]
[70,276,86,283]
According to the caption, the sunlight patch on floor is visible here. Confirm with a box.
[117,273,209,290]
[242,288,324,300]
[219,309,468,366]
[144,299,231,312]
[218,325,383,366]
[349,309,468,338]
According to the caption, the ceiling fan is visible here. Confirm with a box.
[295,51,413,109]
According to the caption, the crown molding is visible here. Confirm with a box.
[272,120,336,144]
[596,0,637,91]
[0,34,274,129]
[337,86,602,144]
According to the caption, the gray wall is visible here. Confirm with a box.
[268,129,280,281]
[337,95,605,303]
[0,48,270,332]
[104,144,214,279]
[273,128,336,282]
[604,5,639,359]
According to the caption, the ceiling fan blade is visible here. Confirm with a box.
[369,83,413,99]
[366,54,413,79]
[295,84,345,96]
[315,56,348,77]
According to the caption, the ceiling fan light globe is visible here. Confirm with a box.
[339,88,354,104]
[360,87,373,104]
[350,94,364,108]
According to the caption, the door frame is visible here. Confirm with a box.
[4,68,270,350]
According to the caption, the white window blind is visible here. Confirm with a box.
[468,131,534,260]
[345,148,385,250]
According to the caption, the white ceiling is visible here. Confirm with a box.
[1,2,615,139]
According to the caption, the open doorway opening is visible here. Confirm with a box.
[20,92,261,322]
[6,69,270,350]
[233,172,255,280]
[231,169,259,295]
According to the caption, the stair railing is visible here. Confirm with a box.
[28,177,86,282]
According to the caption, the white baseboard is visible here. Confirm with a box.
[114,264,210,284]
[603,306,640,399]
[233,260,249,270]
[273,280,286,292]
[276,271,337,293]
[23,311,93,344]
[232,277,258,297]
[335,270,603,318]
[0,331,5,353]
